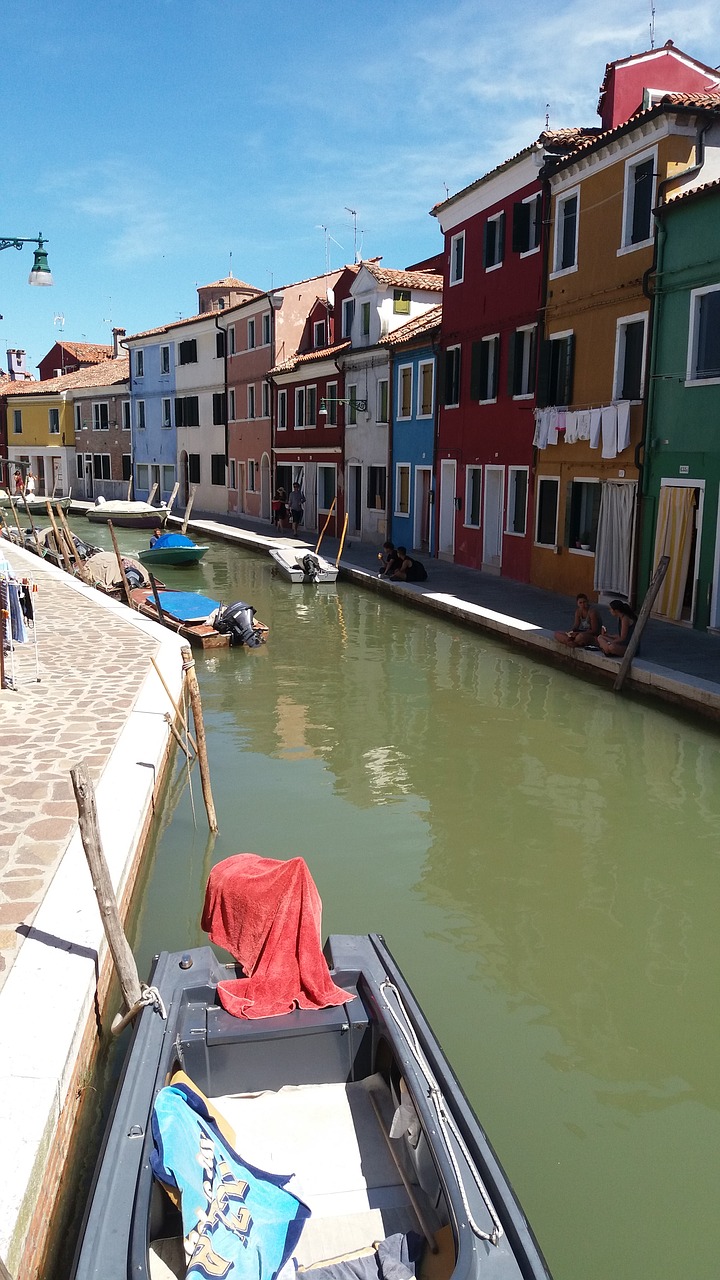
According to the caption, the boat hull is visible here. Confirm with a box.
[269,546,338,583]
[72,935,552,1280]
[129,588,268,648]
[0,493,72,512]
[138,545,208,567]
[86,503,168,529]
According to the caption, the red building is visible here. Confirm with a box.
[36,337,118,381]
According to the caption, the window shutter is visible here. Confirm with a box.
[563,481,573,548]
[470,342,483,401]
[512,202,530,253]
[528,327,538,396]
[175,397,184,428]
[482,221,490,268]
[621,323,643,399]
[536,340,551,407]
[437,349,446,403]
[496,211,506,262]
[507,332,517,397]
[561,334,575,405]
[491,336,500,399]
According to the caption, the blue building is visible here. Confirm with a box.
[384,306,441,554]
[124,325,179,503]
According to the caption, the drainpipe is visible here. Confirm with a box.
[385,342,393,547]
[213,312,229,478]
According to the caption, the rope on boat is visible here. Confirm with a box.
[110,982,168,1036]
[379,979,504,1247]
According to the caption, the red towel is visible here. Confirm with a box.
[201,854,353,1019]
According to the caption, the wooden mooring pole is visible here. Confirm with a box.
[181,645,218,832]
[70,762,142,1014]
[613,555,670,694]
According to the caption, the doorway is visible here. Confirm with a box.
[414,467,432,552]
[347,465,362,537]
[652,481,703,624]
[438,460,456,560]
[482,466,504,572]
[84,454,93,500]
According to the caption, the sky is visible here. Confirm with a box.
[2,0,718,373]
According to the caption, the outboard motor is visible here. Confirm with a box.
[301,553,323,583]
[214,600,264,648]
[122,561,147,590]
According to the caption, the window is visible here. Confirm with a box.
[137,400,146,430]
[92,454,111,480]
[162,465,174,493]
[535,477,560,546]
[398,366,413,418]
[211,392,225,425]
[211,454,226,486]
[470,336,499,403]
[162,398,173,429]
[248,460,257,491]
[77,455,84,481]
[325,382,338,425]
[13,409,22,435]
[228,326,236,356]
[188,454,200,484]
[314,320,326,348]
[367,466,386,510]
[228,388,236,421]
[215,331,225,359]
[122,401,131,431]
[361,302,371,338]
[49,407,60,435]
[393,289,411,315]
[247,318,256,350]
[135,349,144,377]
[306,386,317,426]
[277,389,287,430]
[622,151,655,248]
[465,467,481,527]
[262,381,270,418]
[137,463,149,491]
[122,454,132,481]
[160,344,171,373]
[508,327,536,398]
[75,404,82,432]
[444,345,461,407]
[449,231,465,285]
[247,385,256,420]
[395,464,410,514]
[614,316,646,400]
[513,194,542,255]
[229,459,237,490]
[318,465,336,509]
[262,313,271,345]
[175,395,199,427]
[538,332,575,406]
[553,189,579,273]
[377,379,389,423]
[687,285,720,383]
[483,212,505,269]
[178,338,197,365]
[347,385,358,425]
[92,402,109,430]
[568,480,600,550]
[418,362,434,417]
[507,467,528,535]
[295,387,305,428]
[342,298,354,338]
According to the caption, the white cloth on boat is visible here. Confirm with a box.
[616,400,631,452]
[589,408,602,449]
[601,404,618,458]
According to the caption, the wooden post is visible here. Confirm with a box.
[148,481,159,506]
[19,493,42,553]
[181,485,197,536]
[126,477,133,501]
[167,481,180,512]
[614,555,670,693]
[148,571,167,622]
[335,512,349,567]
[315,496,337,553]
[180,644,218,832]
[0,1252,15,1280]
[57,504,80,565]
[107,520,133,603]
[70,762,142,1013]
[45,500,74,574]
[9,498,22,536]
[151,655,199,755]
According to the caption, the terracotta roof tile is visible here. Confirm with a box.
[549,93,720,167]
[201,276,259,290]
[270,340,351,376]
[125,313,208,341]
[664,175,720,206]
[382,305,443,346]
[430,128,600,214]
[53,341,114,364]
[3,359,129,397]
[361,263,442,291]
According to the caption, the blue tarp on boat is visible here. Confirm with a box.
[151,533,197,549]
[145,591,219,623]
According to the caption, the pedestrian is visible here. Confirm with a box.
[389,547,428,582]
[272,487,289,532]
[377,541,400,577]
[554,593,603,648]
[288,482,305,535]
[13,470,23,495]
[24,469,36,497]
[597,599,638,657]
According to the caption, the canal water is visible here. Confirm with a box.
[71,521,720,1279]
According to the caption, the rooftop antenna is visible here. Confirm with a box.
[229,250,233,278]
[345,207,358,263]
[649,0,656,47]
[53,313,65,331]
[545,103,550,129]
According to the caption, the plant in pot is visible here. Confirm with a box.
[580,531,592,551]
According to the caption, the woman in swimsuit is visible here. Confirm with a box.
[596,599,637,656]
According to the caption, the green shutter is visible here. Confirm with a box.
[512,202,530,253]
[470,342,483,400]
[561,334,575,405]
[507,331,517,396]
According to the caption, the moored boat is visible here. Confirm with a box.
[138,532,209,567]
[269,545,339,584]
[129,587,268,648]
[72,855,552,1280]
[0,491,72,512]
[86,498,169,529]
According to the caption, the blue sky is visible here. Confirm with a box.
[2,0,717,372]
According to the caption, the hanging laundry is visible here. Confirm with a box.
[616,401,631,452]
[601,404,618,459]
[576,410,591,441]
[547,407,559,446]
[564,411,578,443]
[589,407,602,449]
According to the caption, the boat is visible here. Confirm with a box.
[72,855,552,1280]
[269,545,339,584]
[129,587,268,648]
[138,532,209,567]
[81,550,153,598]
[0,491,72,512]
[28,526,102,567]
[86,498,169,529]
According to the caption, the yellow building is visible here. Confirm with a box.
[532,93,720,603]
[4,376,77,495]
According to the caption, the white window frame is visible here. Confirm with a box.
[377,378,389,424]
[135,349,144,377]
[75,403,82,432]
[567,477,601,554]
[519,192,542,259]
[449,230,465,285]
[551,186,580,276]
[295,387,306,429]
[12,408,22,435]
[612,312,648,401]
[512,325,536,400]
[619,145,657,253]
[228,325,236,356]
[465,466,482,528]
[160,344,170,375]
[277,388,287,430]
[162,397,172,429]
[137,463,149,491]
[262,381,270,418]
[313,320,326,348]
[478,334,499,404]
[535,475,560,548]
[686,283,720,386]
[325,382,338,426]
[397,365,413,420]
[136,400,146,430]
[306,385,317,427]
[506,466,529,536]
[361,302,371,338]
[395,463,411,516]
[49,407,60,435]
[228,387,236,421]
[248,459,257,491]
[92,401,109,431]
[92,452,111,481]
[445,345,461,408]
[484,211,504,271]
[229,458,237,490]
[417,361,434,418]
[262,312,271,346]
[162,464,175,493]
[342,298,354,338]
[346,384,358,426]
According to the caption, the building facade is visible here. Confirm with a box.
[384,306,441,553]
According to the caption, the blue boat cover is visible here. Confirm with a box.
[145,591,219,622]
[151,1079,309,1280]
[152,533,198,549]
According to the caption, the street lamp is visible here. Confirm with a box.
[319,396,367,415]
[0,233,53,286]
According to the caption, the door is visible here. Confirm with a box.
[260,453,271,520]
[414,467,432,552]
[84,454,94,500]
[483,466,504,571]
[652,481,703,624]
[347,465,362,536]
[438,460,456,559]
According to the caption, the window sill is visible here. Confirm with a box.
[617,238,653,257]
[484,261,503,273]
[519,246,541,260]
[685,375,720,388]
[569,546,595,556]
[549,265,578,279]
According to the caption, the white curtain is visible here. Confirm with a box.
[593,481,636,597]
[651,486,696,620]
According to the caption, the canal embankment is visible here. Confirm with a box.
[0,539,185,1279]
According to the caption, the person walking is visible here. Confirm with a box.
[288,482,305,535]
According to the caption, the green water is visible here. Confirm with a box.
[89,526,720,1279]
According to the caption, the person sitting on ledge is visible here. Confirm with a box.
[554,593,603,648]
[389,547,428,583]
[377,540,400,577]
[596,599,638,657]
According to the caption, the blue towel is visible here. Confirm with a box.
[145,591,220,622]
[151,1080,309,1280]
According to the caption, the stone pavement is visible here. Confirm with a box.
[0,542,160,993]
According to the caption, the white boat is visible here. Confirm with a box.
[269,545,339,583]
[0,491,72,512]
[86,499,169,529]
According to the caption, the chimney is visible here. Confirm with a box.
[112,327,126,359]
[6,349,29,381]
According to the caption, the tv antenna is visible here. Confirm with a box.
[345,207,359,262]
[53,313,65,330]
[649,0,656,47]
